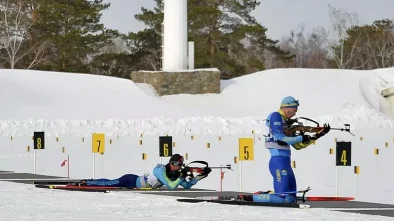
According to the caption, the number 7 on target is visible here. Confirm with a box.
[92,133,105,154]
[239,138,254,161]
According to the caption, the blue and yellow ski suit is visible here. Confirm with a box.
[253,109,313,203]
[85,164,206,190]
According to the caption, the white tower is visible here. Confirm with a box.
[162,0,188,71]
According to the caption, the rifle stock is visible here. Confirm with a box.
[284,126,323,136]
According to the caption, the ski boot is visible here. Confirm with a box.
[66,179,88,186]
[236,194,253,201]
[237,190,272,202]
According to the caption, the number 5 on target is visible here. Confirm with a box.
[239,138,254,161]
[92,133,105,154]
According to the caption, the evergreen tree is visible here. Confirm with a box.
[31,0,113,73]
[128,0,163,71]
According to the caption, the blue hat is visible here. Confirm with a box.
[280,96,299,108]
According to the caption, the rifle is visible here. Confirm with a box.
[283,117,355,137]
[181,160,232,177]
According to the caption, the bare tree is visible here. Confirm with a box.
[279,23,330,68]
[100,36,130,55]
[364,21,394,69]
[288,24,308,67]
[307,27,331,68]
[327,4,359,69]
[0,0,46,69]
[141,50,161,70]
[339,20,394,70]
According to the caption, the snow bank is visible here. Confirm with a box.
[1,67,394,136]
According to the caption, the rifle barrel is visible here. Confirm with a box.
[188,166,231,169]
[330,127,355,136]
[330,127,349,131]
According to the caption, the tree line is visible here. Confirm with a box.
[1,0,393,79]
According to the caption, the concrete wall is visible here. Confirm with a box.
[130,68,221,96]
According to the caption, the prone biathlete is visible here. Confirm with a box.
[68,154,211,190]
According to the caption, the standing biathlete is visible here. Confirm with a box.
[239,96,330,203]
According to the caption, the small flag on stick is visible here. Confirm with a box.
[61,155,70,178]
[61,159,67,167]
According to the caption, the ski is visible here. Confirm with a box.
[195,185,353,203]
[196,195,354,202]
[33,180,80,185]
[247,187,353,202]
[177,187,313,208]
[176,198,310,208]
[34,184,147,191]
[33,184,215,193]
[302,196,355,201]
[34,184,110,193]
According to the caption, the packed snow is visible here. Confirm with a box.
[1,181,390,221]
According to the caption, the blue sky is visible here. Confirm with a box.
[100,0,394,40]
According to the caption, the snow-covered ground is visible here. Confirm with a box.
[1,68,394,136]
[1,67,394,220]
[0,181,391,221]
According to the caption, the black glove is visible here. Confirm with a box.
[302,135,311,143]
[180,166,189,179]
[277,140,288,146]
[315,124,330,139]
[200,167,212,176]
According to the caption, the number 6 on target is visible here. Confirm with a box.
[239,138,254,161]
[159,136,172,157]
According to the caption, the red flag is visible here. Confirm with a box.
[221,172,224,180]
[61,159,67,167]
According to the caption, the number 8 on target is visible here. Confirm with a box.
[34,132,45,150]
[239,138,254,161]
